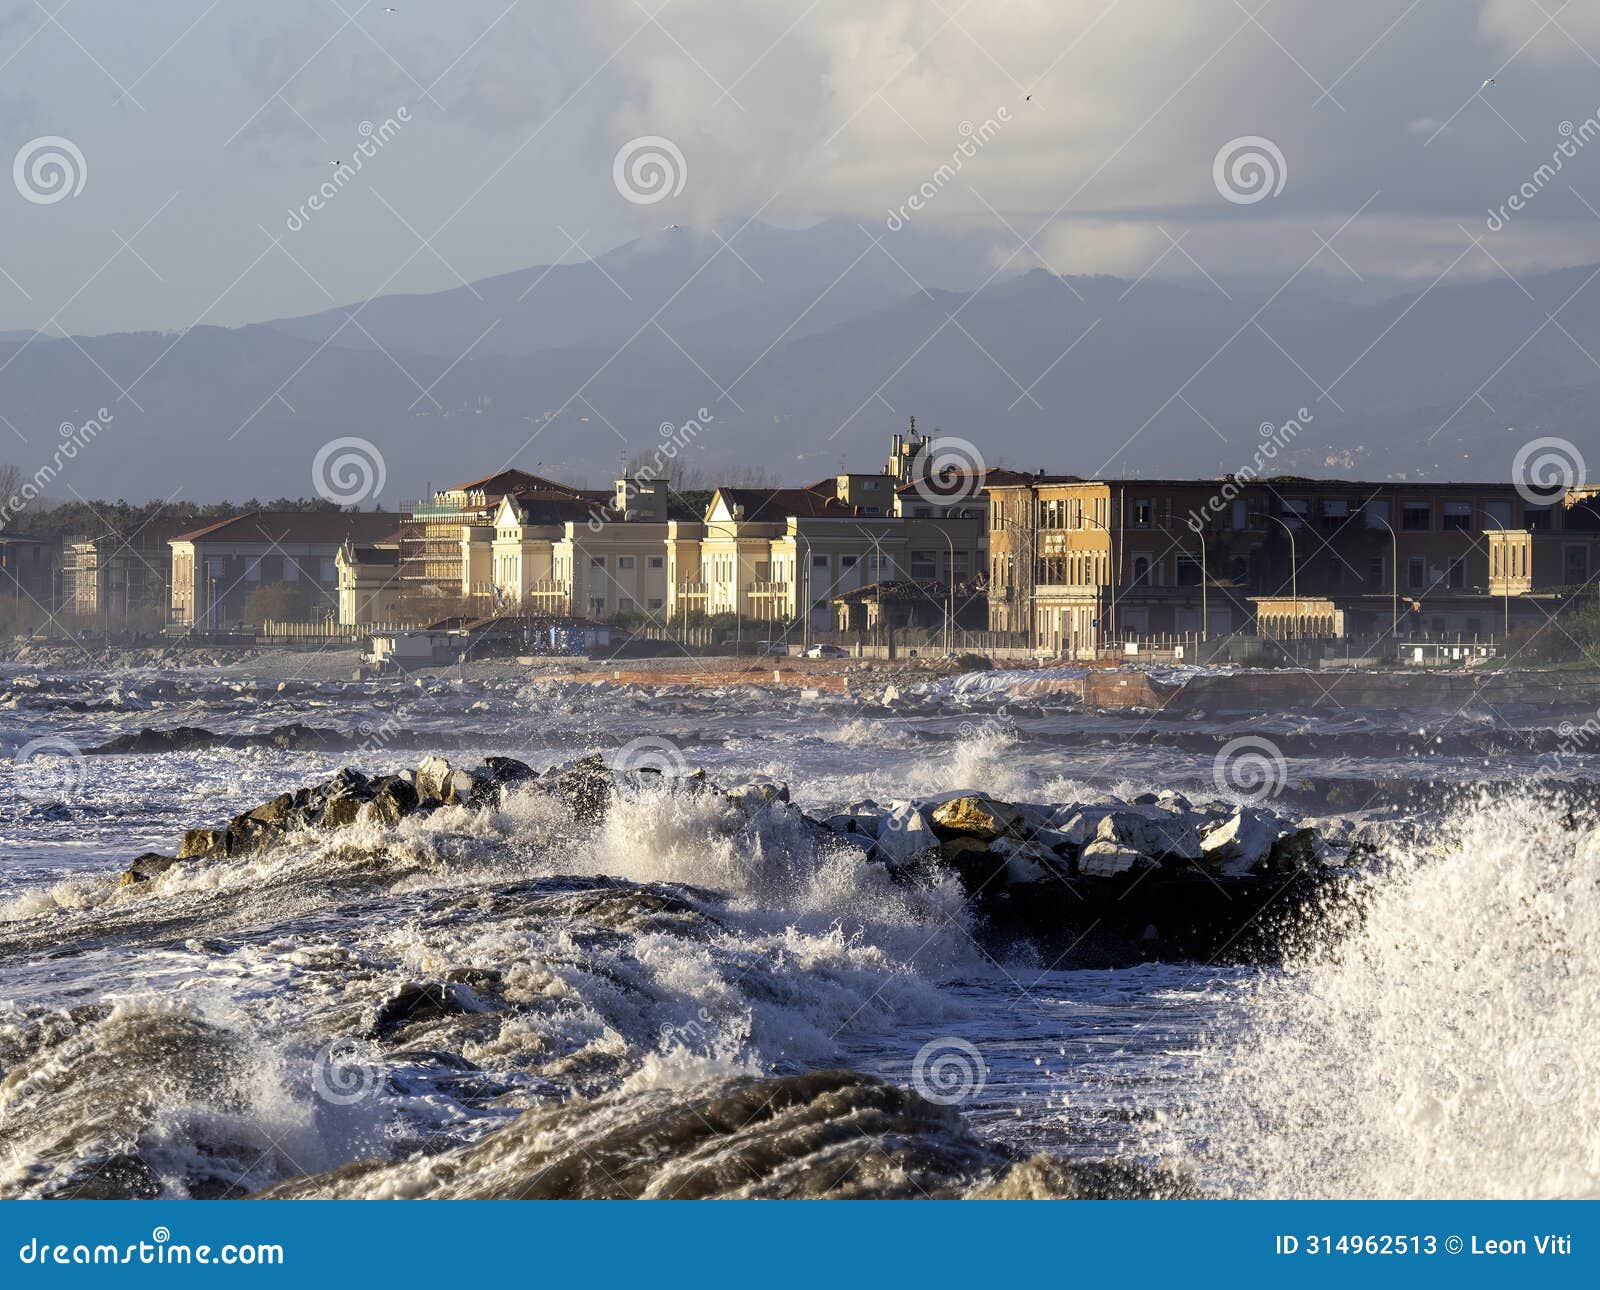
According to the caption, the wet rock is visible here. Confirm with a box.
[414,755,454,805]
[930,794,1024,842]
[117,853,180,886]
[178,828,227,860]
[482,756,536,785]
[247,794,295,826]
[725,780,789,811]
[1267,826,1318,873]
[91,725,218,755]
[371,982,485,1040]
[358,776,421,827]
[874,802,939,864]
[1199,807,1279,876]
[545,755,613,823]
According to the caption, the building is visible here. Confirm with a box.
[0,532,56,612]
[169,511,400,629]
[399,469,599,605]
[984,474,1600,656]
[63,516,196,626]
[335,539,402,627]
[489,477,672,618]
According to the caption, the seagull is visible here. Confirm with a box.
[330,160,345,167]
[1481,77,1496,90]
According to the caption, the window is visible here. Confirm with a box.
[618,555,635,569]
[1133,499,1153,527]
[245,558,262,582]
[1442,501,1471,531]
[1407,556,1426,590]
[1526,506,1552,531]
[1448,557,1466,590]
[812,554,829,568]
[1321,499,1348,534]
[1402,501,1431,532]
[590,556,606,568]
[1232,500,1248,530]
[648,556,664,569]
[1281,499,1309,526]
[911,551,936,580]
[1484,499,1512,528]
[320,558,336,582]
[841,554,857,568]
[281,560,298,583]
[913,506,931,518]
[1132,555,1152,586]
[589,598,606,615]
[1367,555,1385,587]
[647,598,664,611]
[1364,499,1391,529]
[1176,555,1202,586]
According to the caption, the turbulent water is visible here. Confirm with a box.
[1,656,1595,1199]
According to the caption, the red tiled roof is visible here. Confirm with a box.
[453,469,579,498]
[173,511,400,545]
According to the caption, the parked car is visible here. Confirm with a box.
[758,641,791,656]
[804,644,848,659]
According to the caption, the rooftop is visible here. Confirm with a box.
[174,510,401,545]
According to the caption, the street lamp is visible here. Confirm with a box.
[1251,511,1299,664]
[1474,506,1511,642]
[1366,510,1400,642]
[1159,522,1207,654]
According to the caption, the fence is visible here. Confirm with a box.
[259,619,412,644]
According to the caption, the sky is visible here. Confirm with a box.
[3,0,1600,336]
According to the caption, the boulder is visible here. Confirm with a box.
[1199,808,1279,876]
[118,853,180,886]
[443,768,483,805]
[726,780,790,811]
[546,755,613,823]
[929,794,1023,842]
[482,756,536,785]
[178,828,227,860]
[1078,840,1151,878]
[247,794,295,826]
[874,802,940,864]
[414,755,454,804]
[320,794,367,829]
[1266,826,1317,873]
[358,776,421,827]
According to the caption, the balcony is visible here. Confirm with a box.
[677,581,709,596]
[747,580,790,596]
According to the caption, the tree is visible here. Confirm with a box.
[244,581,309,623]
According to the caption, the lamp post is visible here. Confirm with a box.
[1077,511,1118,652]
[1473,507,1511,642]
[793,528,813,656]
[1159,522,1207,655]
[1367,511,1399,642]
[933,521,955,655]
[1251,511,1299,664]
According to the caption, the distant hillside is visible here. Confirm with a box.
[2,221,1598,503]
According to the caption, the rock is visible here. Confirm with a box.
[1199,807,1279,876]
[118,853,179,886]
[1266,826,1317,873]
[443,768,483,805]
[224,813,283,855]
[546,755,613,823]
[358,776,421,826]
[482,756,536,785]
[371,981,483,1039]
[929,794,1023,842]
[821,800,883,838]
[320,794,366,829]
[939,836,992,861]
[178,828,227,859]
[726,780,790,811]
[414,755,454,804]
[247,794,295,826]
[1078,840,1151,878]
[874,802,939,864]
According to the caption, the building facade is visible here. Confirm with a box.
[64,517,195,626]
[986,475,1599,655]
[170,511,399,629]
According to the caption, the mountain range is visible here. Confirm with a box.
[2,218,1598,506]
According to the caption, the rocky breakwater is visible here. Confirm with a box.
[116,753,1342,965]
[822,789,1336,964]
